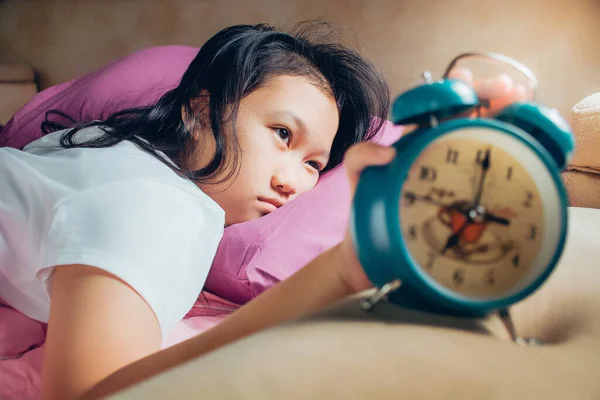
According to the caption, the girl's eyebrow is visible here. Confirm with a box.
[270,110,307,132]
[269,110,330,159]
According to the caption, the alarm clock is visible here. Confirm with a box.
[351,53,574,343]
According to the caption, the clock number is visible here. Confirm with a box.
[528,224,537,240]
[446,148,459,164]
[523,191,533,208]
[403,191,417,206]
[425,251,435,269]
[431,187,455,198]
[419,166,437,182]
[512,253,520,268]
[484,269,495,286]
[506,166,513,181]
[452,269,465,286]
[407,225,418,240]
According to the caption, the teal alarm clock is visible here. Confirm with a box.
[351,53,575,343]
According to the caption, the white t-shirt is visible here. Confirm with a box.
[0,126,225,340]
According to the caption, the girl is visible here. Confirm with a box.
[0,23,393,399]
[1,23,525,399]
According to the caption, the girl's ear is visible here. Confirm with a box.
[182,90,210,139]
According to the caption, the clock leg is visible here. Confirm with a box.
[498,308,518,341]
[498,308,544,346]
[361,280,402,312]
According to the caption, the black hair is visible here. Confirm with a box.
[42,22,390,183]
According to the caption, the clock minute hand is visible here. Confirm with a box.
[441,220,470,255]
[472,148,491,207]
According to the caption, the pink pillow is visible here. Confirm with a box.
[0,46,402,305]
[0,46,198,149]
[206,122,401,304]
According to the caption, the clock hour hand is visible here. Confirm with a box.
[483,212,510,226]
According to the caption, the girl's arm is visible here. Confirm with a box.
[82,142,396,399]
[41,265,162,400]
[83,243,355,399]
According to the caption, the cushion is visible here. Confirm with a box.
[0,46,403,306]
[569,92,600,174]
[0,64,38,126]
[562,170,600,209]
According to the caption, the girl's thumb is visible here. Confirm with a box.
[344,142,396,192]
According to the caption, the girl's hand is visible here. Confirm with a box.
[336,142,397,293]
[448,67,531,117]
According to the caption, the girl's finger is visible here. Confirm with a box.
[473,73,514,100]
[483,83,533,116]
[447,67,474,86]
[512,83,531,102]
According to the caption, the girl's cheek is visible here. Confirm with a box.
[301,172,319,193]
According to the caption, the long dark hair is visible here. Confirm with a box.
[43,22,389,183]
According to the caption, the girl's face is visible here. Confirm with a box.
[192,75,339,226]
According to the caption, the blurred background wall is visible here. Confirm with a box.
[1,0,599,118]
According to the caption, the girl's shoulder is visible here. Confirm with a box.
[15,125,223,217]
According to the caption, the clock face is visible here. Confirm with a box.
[399,127,551,299]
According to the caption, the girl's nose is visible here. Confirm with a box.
[271,167,298,195]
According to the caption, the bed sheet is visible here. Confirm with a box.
[0,293,237,400]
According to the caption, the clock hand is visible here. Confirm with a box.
[472,148,491,207]
[404,191,466,213]
[483,212,510,226]
[441,220,470,255]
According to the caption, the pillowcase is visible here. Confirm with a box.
[0,46,403,305]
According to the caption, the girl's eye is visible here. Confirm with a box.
[274,128,291,145]
[306,160,321,171]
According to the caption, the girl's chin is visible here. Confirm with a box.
[225,211,264,226]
